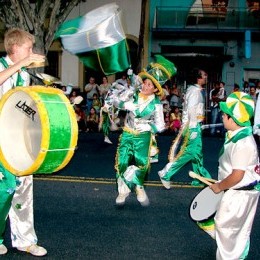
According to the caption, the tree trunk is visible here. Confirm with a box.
[0,0,83,56]
[137,0,148,72]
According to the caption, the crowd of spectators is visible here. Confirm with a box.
[59,76,184,135]
[60,75,260,137]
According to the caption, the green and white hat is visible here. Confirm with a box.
[220,91,255,126]
[138,55,177,97]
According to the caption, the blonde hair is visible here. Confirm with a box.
[4,28,35,55]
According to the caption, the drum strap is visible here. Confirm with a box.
[0,57,26,87]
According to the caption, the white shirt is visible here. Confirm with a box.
[218,127,259,189]
[0,56,30,99]
[182,84,204,128]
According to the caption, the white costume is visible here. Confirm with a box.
[215,127,259,260]
[0,56,38,248]
[253,97,260,136]
[158,84,211,184]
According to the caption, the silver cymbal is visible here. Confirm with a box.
[36,73,61,85]
[27,60,48,68]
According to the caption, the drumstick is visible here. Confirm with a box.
[189,171,217,183]
[189,171,217,186]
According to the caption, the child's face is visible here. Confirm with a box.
[222,113,235,131]
[141,79,157,96]
[14,40,33,60]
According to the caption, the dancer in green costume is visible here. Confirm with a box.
[158,68,212,189]
[113,55,177,206]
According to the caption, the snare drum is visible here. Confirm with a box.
[0,86,78,176]
[190,186,224,222]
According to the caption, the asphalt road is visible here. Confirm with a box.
[2,132,260,259]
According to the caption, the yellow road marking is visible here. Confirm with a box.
[34,175,203,189]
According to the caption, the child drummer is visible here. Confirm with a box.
[0,28,46,256]
[198,92,260,259]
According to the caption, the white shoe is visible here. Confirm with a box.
[0,244,7,255]
[116,192,129,206]
[158,171,171,189]
[135,186,150,206]
[17,244,47,256]
[150,158,158,163]
[104,136,113,144]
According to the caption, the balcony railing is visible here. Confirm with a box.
[153,5,260,31]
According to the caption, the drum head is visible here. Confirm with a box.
[0,90,42,172]
[190,186,224,222]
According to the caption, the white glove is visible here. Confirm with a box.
[190,132,198,140]
[127,68,133,76]
[124,101,138,111]
[136,123,151,132]
[119,89,134,102]
[253,125,260,136]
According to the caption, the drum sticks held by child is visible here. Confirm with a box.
[189,171,217,186]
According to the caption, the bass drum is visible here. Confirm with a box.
[0,86,78,176]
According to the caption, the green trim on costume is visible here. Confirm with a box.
[136,95,160,118]
[151,124,157,133]
[197,217,215,231]
[240,239,250,260]
[119,101,124,109]
[219,126,252,158]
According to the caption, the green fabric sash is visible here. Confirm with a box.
[219,127,253,158]
[0,57,25,86]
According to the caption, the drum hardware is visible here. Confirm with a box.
[27,71,61,87]
[36,73,61,86]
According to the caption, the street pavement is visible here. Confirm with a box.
[2,131,260,259]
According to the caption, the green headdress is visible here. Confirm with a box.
[138,55,177,96]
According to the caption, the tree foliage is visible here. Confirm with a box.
[0,0,85,54]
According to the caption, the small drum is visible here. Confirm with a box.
[0,86,78,176]
[190,186,224,222]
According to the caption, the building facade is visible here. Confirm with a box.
[61,0,260,95]
[149,0,260,94]
[0,0,259,96]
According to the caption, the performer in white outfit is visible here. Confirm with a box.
[198,92,260,260]
[0,28,47,256]
[158,68,212,188]
[253,95,260,137]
